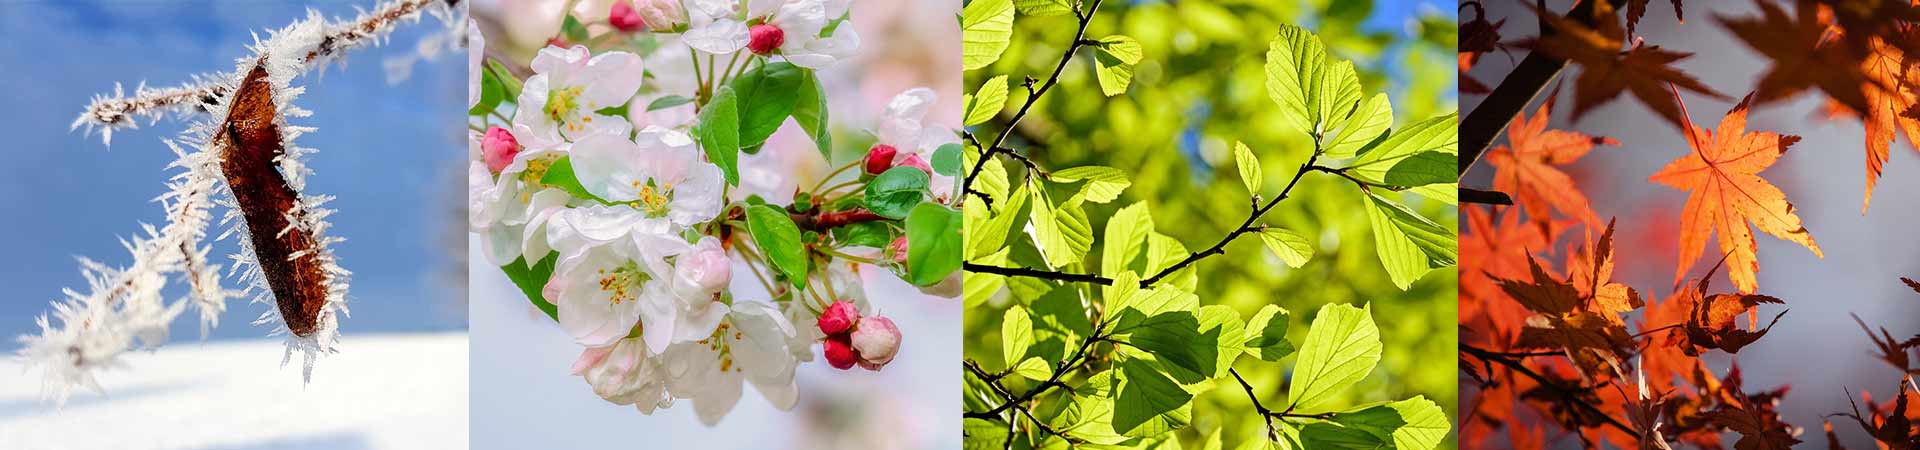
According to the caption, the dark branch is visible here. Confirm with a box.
[1458,0,1627,177]
[962,0,1106,192]
[1460,344,1637,436]
[964,322,1107,421]
[1138,152,1324,287]
[965,263,1112,285]
[1460,187,1514,205]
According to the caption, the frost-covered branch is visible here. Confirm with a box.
[21,0,458,405]
[71,0,461,145]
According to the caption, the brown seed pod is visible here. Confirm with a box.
[218,61,331,337]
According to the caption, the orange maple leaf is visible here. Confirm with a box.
[1489,93,1619,229]
[1718,0,1874,114]
[1822,36,1920,213]
[1625,0,1684,37]
[1521,0,1727,131]
[1647,92,1822,295]
[1715,406,1802,450]
[1569,219,1645,321]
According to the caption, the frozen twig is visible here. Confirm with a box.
[21,0,458,404]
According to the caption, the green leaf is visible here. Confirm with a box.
[469,60,504,116]
[1299,422,1386,450]
[538,157,608,203]
[1322,93,1392,158]
[831,221,892,248]
[932,143,963,176]
[1050,166,1131,203]
[1407,183,1458,205]
[1030,286,1094,357]
[1193,305,1247,377]
[560,15,589,43]
[1145,232,1197,291]
[1029,192,1093,267]
[1234,141,1262,195]
[1265,25,1360,136]
[971,152,1011,204]
[1362,191,1457,290]
[1316,61,1364,140]
[964,75,1010,126]
[1093,35,1143,97]
[697,86,742,185]
[1242,305,1294,361]
[1264,26,1322,136]
[968,184,1026,259]
[1121,311,1214,378]
[1101,202,1154,277]
[1257,228,1313,268]
[645,95,695,111]
[1013,357,1052,380]
[1052,370,1126,444]
[1106,276,1198,330]
[487,60,522,101]
[1111,359,1193,436]
[961,0,1016,70]
[963,248,1008,308]
[1327,396,1451,450]
[1002,305,1034,364]
[500,254,560,322]
[791,69,832,158]
[905,203,962,286]
[746,205,808,286]
[1345,113,1458,185]
[1288,303,1381,412]
[727,62,805,149]
[964,418,1010,450]
[864,166,931,219]
[1379,151,1455,187]
[1013,0,1074,16]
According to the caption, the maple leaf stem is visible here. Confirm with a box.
[1667,82,1714,164]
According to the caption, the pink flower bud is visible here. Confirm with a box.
[823,335,857,370]
[817,301,860,336]
[864,144,898,175]
[632,0,684,32]
[851,316,901,371]
[898,153,932,175]
[608,1,645,32]
[747,24,785,55]
[673,237,732,298]
[887,236,909,266]
[482,126,520,173]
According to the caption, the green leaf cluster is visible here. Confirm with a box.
[961,1,1457,449]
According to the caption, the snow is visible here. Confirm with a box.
[0,333,468,450]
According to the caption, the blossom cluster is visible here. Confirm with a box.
[470,0,961,425]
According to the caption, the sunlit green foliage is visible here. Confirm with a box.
[961,0,1458,448]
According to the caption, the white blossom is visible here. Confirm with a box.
[514,46,644,143]
[567,127,725,229]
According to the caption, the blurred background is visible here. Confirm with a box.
[962,0,1458,447]
[0,1,469,448]
[466,1,963,449]
[1462,0,1920,448]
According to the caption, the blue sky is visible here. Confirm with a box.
[0,1,467,344]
